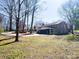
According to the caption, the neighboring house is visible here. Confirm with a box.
[36,21,71,35]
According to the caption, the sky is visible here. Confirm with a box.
[0,0,69,24]
[36,0,69,23]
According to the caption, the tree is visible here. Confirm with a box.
[0,0,14,31]
[0,16,3,33]
[0,0,40,41]
[23,0,30,32]
[15,0,21,42]
[13,0,25,42]
[59,0,79,34]
[30,0,39,34]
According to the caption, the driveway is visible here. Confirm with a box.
[1,32,40,37]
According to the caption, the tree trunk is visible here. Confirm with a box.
[9,14,12,31]
[30,7,35,34]
[71,25,74,34]
[27,13,29,31]
[15,17,19,42]
[15,0,20,42]
[22,11,29,32]
[22,11,27,32]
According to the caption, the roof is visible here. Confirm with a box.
[36,20,70,31]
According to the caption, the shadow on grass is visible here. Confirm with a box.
[0,41,15,46]
[0,36,15,42]
[0,36,16,46]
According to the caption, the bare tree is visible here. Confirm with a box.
[13,0,25,41]
[23,0,30,32]
[0,0,14,31]
[59,0,79,34]
[0,0,40,41]
[30,0,39,34]
[15,0,21,41]
[22,0,39,33]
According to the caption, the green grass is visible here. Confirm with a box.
[0,35,79,59]
[0,28,4,34]
[65,34,79,41]
[74,30,79,32]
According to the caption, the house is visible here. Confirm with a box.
[37,27,53,35]
[36,21,71,35]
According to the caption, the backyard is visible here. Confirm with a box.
[0,35,79,59]
[0,0,79,59]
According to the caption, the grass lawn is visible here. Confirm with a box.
[74,30,79,32]
[0,35,79,59]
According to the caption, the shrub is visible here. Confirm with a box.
[65,34,79,41]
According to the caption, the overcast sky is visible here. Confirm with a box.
[36,0,69,23]
[0,0,69,23]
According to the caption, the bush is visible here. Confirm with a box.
[65,34,79,41]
